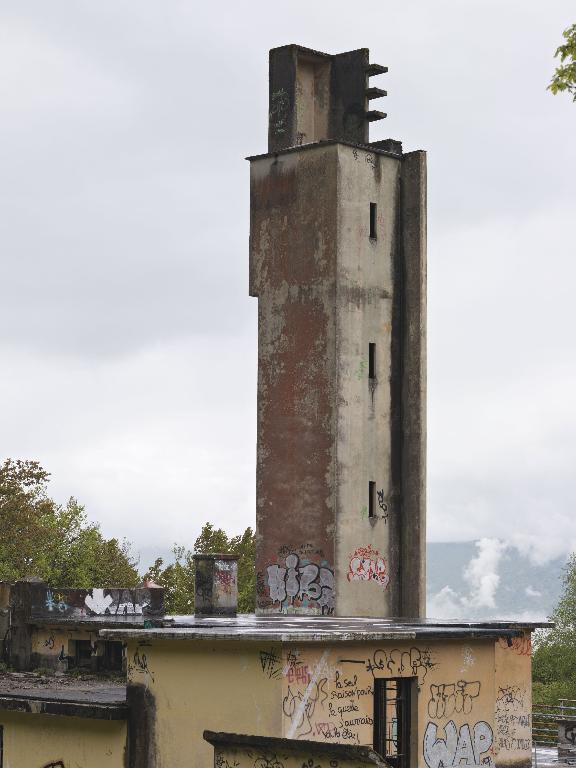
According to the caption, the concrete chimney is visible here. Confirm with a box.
[193,554,239,617]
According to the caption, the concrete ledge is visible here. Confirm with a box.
[204,731,388,765]
[0,692,128,720]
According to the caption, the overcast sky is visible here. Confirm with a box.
[1,0,574,570]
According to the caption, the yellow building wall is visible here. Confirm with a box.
[126,635,532,768]
[0,711,126,768]
[126,639,282,768]
[494,633,532,768]
[31,625,100,665]
[278,641,496,760]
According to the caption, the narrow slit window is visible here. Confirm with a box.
[369,481,375,519]
[369,343,376,379]
[370,202,377,239]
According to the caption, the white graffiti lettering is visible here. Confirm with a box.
[424,720,494,768]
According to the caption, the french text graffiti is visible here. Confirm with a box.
[347,546,389,589]
[423,721,494,768]
[43,634,55,649]
[428,681,481,719]
[42,763,65,768]
[266,553,334,614]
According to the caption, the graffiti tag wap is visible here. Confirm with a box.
[347,545,389,588]
[267,554,334,614]
[424,720,494,768]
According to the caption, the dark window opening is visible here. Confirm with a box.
[369,343,376,379]
[69,639,93,670]
[103,641,124,672]
[368,481,376,519]
[370,202,377,239]
[0,724,3,768]
[374,678,412,768]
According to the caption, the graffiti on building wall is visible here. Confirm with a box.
[347,546,389,589]
[495,685,531,752]
[279,649,375,745]
[260,648,283,680]
[37,586,163,619]
[265,553,334,615]
[127,646,155,682]
[497,636,531,656]
[428,680,481,719]
[270,88,289,136]
[423,720,494,768]
[341,646,436,684]
[42,762,65,768]
[215,748,351,768]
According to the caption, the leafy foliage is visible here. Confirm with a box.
[0,459,139,588]
[533,553,576,702]
[548,24,576,101]
[144,523,256,614]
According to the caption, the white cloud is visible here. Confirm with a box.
[525,586,542,599]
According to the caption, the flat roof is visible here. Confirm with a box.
[246,139,404,163]
[30,615,148,629]
[0,677,127,720]
[100,614,551,643]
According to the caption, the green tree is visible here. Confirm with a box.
[144,522,256,614]
[0,459,139,588]
[533,553,576,704]
[548,24,576,101]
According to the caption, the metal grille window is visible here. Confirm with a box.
[374,678,412,768]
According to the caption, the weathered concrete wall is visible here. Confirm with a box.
[193,554,238,616]
[124,634,532,768]
[29,585,164,620]
[250,145,339,615]
[0,711,126,768]
[399,150,427,618]
[250,141,426,617]
[30,625,122,671]
[334,143,401,617]
[268,46,386,153]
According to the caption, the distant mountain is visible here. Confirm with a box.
[427,541,566,622]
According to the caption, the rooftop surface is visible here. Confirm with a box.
[246,138,403,162]
[100,614,551,643]
[0,673,127,720]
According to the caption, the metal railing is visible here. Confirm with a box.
[533,700,576,746]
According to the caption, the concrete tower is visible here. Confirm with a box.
[249,45,426,618]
